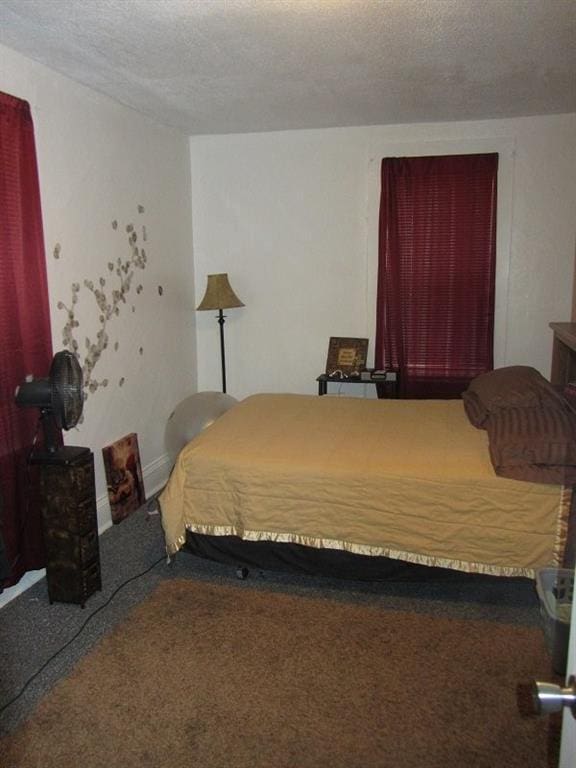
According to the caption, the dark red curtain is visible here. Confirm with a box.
[375,153,498,398]
[0,91,54,587]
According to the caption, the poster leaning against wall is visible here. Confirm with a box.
[102,432,145,524]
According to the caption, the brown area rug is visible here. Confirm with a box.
[0,579,558,768]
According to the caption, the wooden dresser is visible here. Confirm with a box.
[32,446,101,607]
[550,323,576,569]
[550,322,576,386]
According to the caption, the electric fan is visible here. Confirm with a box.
[15,350,84,453]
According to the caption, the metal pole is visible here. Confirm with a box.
[217,309,227,393]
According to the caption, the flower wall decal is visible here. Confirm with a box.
[55,205,157,409]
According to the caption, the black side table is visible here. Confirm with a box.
[317,372,399,398]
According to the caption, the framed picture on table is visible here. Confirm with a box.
[325,337,369,377]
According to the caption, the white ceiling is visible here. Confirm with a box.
[0,0,574,136]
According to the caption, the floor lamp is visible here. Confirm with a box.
[197,273,245,394]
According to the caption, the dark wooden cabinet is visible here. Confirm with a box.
[550,322,576,387]
[33,446,101,607]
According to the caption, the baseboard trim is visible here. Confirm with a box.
[143,452,172,497]
[0,569,46,610]
[0,452,173,610]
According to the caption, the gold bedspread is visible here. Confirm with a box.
[159,393,571,577]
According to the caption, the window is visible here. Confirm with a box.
[375,153,498,398]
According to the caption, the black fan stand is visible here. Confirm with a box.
[31,410,88,465]
[39,408,59,454]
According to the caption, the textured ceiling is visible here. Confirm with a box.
[0,0,574,135]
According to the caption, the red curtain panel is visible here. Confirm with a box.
[375,153,498,398]
[0,91,54,587]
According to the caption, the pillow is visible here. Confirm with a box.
[562,383,576,412]
[463,366,566,428]
[486,406,576,484]
[462,390,488,428]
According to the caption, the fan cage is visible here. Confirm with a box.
[50,351,83,430]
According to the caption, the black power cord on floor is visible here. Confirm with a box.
[0,553,166,717]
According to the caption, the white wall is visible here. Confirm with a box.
[1,44,197,530]
[190,114,576,400]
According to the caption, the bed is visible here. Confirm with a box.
[159,367,576,580]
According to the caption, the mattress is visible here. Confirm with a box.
[159,393,571,577]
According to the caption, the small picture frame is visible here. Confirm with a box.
[325,337,369,377]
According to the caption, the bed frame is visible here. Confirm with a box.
[183,531,477,581]
[183,500,575,582]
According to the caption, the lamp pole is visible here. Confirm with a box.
[217,309,227,394]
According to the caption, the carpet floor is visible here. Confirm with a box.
[0,577,559,768]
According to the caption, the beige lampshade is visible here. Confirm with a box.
[196,273,245,311]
